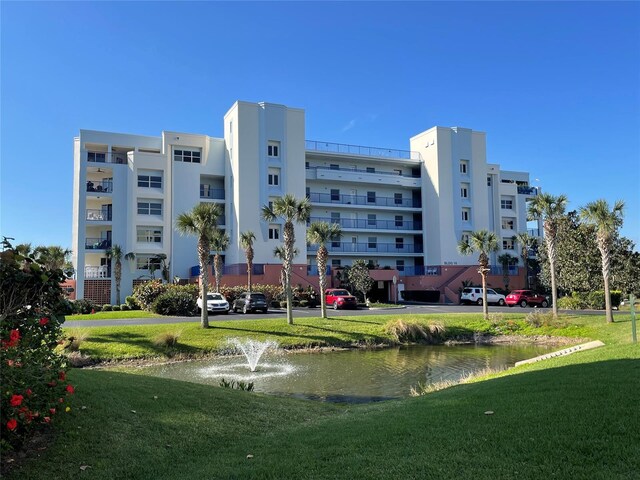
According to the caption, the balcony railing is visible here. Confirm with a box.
[489,265,519,276]
[307,265,331,276]
[200,185,225,200]
[87,151,128,164]
[84,265,110,278]
[308,192,421,208]
[86,180,113,193]
[308,242,423,254]
[306,140,421,161]
[86,209,112,221]
[85,238,111,250]
[517,185,538,195]
[307,165,420,179]
[398,266,442,277]
[189,264,264,277]
[308,216,422,231]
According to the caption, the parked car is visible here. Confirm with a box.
[506,290,549,308]
[232,292,269,314]
[324,289,358,310]
[197,293,230,314]
[460,287,506,306]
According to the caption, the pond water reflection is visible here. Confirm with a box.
[136,344,553,403]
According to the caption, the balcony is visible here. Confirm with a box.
[517,185,538,196]
[307,265,331,276]
[489,265,519,276]
[309,242,423,254]
[87,151,128,165]
[85,238,111,250]
[398,266,441,277]
[84,265,110,278]
[306,140,421,161]
[308,192,421,209]
[189,264,264,276]
[86,209,112,221]
[200,185,225,200]
[308,216,422,231]
[86,180,113,193]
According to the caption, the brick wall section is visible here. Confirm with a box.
[83,280,111,305]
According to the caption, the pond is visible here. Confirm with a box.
[135,343,553,403]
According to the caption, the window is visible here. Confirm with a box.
[137,173,162,188]
[330,189,340,201]
[366,167,376,173]
[137,201,162,216]
[367,191,376,204]
[487,176,492,186]
[503,238,515,250]
[330,164,339,170]
[461,183,470,199]
[267,141,280,158]
[137,227,163,243]
[395,215,403,227]
[136,255,162,270]
[395,237,404,249]
[396,260,405,271]
[460,160,468,174]
[394,193,403,205]
[461,231,471,243]
[268,225,280,240]
[305,187,310,198]
[330,212,341,224]
[368,237,377,249]
[502,218,515,230]
[331,259,341,268]
[461,208,470,222]
[367,214,376,226]
[174,149,201,163]
[268,168,280,186]
[501,198,513,210]
[87,152,106,163]
[331,235,341,248]
[393,169,402,176]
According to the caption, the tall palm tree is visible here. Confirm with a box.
[175,203,223,328]
[498,252,517,291]
[273,245,299,293]
[514,232,536,289]
[528,193,568,319]
[211,229,230,293]
[261,194,311,325]
[240,231,256,292]
[458,229,499,320]
[33,245,71,272]
[579,199,624,324]
[105,245,134,306]
[307,221,342,319]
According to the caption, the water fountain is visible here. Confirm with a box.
[228,338,279,372]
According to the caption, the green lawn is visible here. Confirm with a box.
[8,313,640,479]
[64,310,162,321]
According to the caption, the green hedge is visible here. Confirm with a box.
[150,290,197,316]
[557,291,622,310]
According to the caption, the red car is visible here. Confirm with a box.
[325,289,358,310]
[506,290,550,308]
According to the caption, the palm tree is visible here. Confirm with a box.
[152,253,169,282]
[175,203,223,328]
[261,194,311,325]
[105,245,134,306]
[579,199,625,323]
[33,245,71,271]
[528,193,568,319]
[514,232,536,289]
[307,221,342,319]
[273,245,299,294]
[211,229,230,293]
[240,231,256,292]
[498,252,517,291]
[458,229,499,320]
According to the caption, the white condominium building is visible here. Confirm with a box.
[71,100,541,305]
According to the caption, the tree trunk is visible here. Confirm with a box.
[544,222,559,319]
[283,221,295,325]
[114,261,122,305]
[598,235,614,323]
[247,253,253,293]
[214,254,222,293]
[481,271,488,320]
[318,246,328,319]
[198,240,210,328]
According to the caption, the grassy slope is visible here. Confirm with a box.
[65,310,161,321]
[11,314,640,479]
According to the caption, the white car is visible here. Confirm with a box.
[197,293,230,314]
[460,287,506,306]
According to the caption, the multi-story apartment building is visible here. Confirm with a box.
[71,100,541,305]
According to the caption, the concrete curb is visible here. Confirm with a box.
[515,340,605,367]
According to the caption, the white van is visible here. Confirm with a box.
[460,287,506,306]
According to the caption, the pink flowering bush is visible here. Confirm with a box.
[0,238,73,452]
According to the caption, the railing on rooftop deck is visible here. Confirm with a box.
[307,165,420,178]
[517,185,538,195]
[86,180,113,193]
[489,265,519,276]
[308,216,422,231]
[308,242,423,254]
[85,238,111,250]
[307,192,421,208]
[397,266,442,277]
[86,209,112,221]
[189,264,265,277]
[200,185,225,200]
[305,140,421,161]
[87,151,128,164]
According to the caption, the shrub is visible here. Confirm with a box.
[150,290,197,316]
[0,238,73,453]
[219,378,254,391]
[72,298,96,314]
[120,304,130,311]
[299,300,309,308]
[125,296,140,310]
[58,299,75,316]
[133,280,169,310]
[291,300,300,307]
[525,310,568,329]
[154,331,181,348]
[63,330,89,352]
[280,301,288,309]
[271,300,281,309]
[384,319,446,343]
[557,294,585,310]
[220,283,283,305]
[557,291,622,310]
[101,304,112,312]
[66,351,93,368]
[111,305,121,311]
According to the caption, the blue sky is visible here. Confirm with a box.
[2,1,639,249]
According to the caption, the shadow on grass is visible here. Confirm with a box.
[86,331,202,357]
